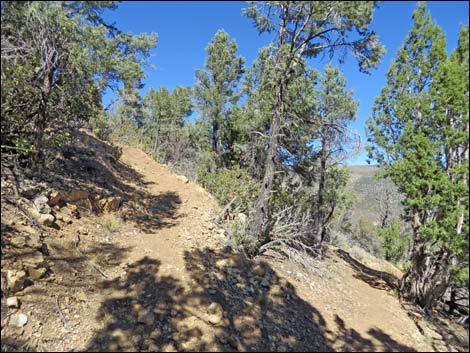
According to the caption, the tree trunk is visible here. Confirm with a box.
[399,237,452,311]
[32,70,53,175]
[248,82,284,244]
[316,131,328,244]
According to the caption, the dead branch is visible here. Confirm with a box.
[74,234,108,278]
[215,196,238,224]
[55,296,79,333]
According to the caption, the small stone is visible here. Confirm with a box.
[76,291,87,302]
[78,226,89,235]
[48,191,64,207]
[34,195,51,214]
[170,309,178,317]
[260,278,270,288]
[67,190,89,202]
[9,313,28,328]
[23,251,45,266]
[10,236,27,248]
[208,288,217,295]
[39,213,55,226]
[27,267,46,280]
[176,175,189,184]
[7,270,27,292]
[63,216,73,224]
[137,311,155,325]
[236,213,248,224]
[7,296,20,308]
[207,302,223,325]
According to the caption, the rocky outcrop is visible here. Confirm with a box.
[98,196,121,213]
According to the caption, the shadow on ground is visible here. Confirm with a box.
[43,130,182,233]
[84,246,418,352]
[335,248,398,291]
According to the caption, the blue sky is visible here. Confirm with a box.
[102,1,469,165]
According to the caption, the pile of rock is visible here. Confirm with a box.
[27,189,122,227]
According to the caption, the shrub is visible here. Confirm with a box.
[198,165,259,213]
[377,221,410,264]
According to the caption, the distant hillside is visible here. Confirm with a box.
[346,165,402,225]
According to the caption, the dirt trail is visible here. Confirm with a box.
[86,145,433,352]
[1,138,444,352]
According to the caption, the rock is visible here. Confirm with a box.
[260,278,270,288]
[39,213,55,226]
[236,213,248,224]
[24,233,42,249]
[176,175,189,184]
[66,190,89,202]
[207,302,223,325]
[62,215,73,224]
[207,223,215,231]
[137,311,155,325]
[6,296,20,308]
[103,197,121,212]
[76,290,87,302]
[75,198,93,213]
[34,195,51,214]
[23,251,45,267]
[10,236,27,248]
[48,191,64,207]
[78,226,89,235]
[9,313,28,328]
[7,270,27,293]
[27,267,47,280]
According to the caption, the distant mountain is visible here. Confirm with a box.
[346,165,402,225]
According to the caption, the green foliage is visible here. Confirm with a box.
[194,29,245,167]
[198,166,260,213]
[1,1,156,169]
[377,221,410,264]
[366,3,469,307]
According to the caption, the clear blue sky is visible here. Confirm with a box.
[102,1,469,165]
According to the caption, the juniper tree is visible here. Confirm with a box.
[367,4,469,310]
[243,1,384,245]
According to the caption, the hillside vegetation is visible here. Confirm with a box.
[1,1,468,352]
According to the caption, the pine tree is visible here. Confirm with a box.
[194,29,245,167]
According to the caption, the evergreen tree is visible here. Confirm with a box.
[243,1,384,245]
[194,29,245,167]
[1,1,157,173]
[367,4,469,310]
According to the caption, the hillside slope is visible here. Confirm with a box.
[1,132,453,352]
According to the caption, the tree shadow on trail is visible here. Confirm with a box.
[335,248,398,291]
[85,247,332,352]
[333,315,417,352]
[85,246,422,352]
[45,130,182,233]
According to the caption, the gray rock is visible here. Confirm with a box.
[34,195,51,214]
[9,313,28,327]
[6,296,20,308]
[137,311,155,325]
[260,278,270,288]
